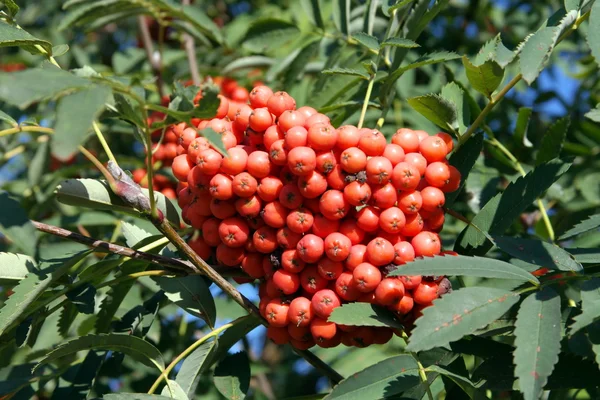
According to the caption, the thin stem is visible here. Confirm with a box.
[0,125,54,138]
[92,122,117,165]
[182,0,201,85]
[357,78,375,129]
[78,146,118,190]
[400,332,433,400]
[138,16,165,98]
[148,317,246,394]
[1,145,25,161]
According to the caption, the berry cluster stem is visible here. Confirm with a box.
[358,78,375,130]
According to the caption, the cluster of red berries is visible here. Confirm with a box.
[134,77,256,199]
[170,84,460,349]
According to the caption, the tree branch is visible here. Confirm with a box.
[138,16,165,98]
[182,0,201,85]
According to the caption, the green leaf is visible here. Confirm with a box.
[388,255,539,283]
[324,355,420,399]
[493,236,582,272]
[474,36,501,66]
[222,56,275,75]
[301,0,324,29]
[206,315,261,366]
[567,248,600,264]
[0,252,36,283]
[381,36,420,48]
[407,94,458,133]
[154,275,216,328]
[559,213,600,240]
[321,67,369,79]
[536,116,569,165]
[104,394,172,400]
[0,67,90,108]
[121,221,153,247]
[328,303,404,329]
[65,283,96,314]
[520,10,578,84]
[160,380,188,400]
[332,0,350,35]
[514,288,562,400]
[462,56,504,98]
[440,81,470,134]
[352,32,379,51]
[514,107,533,147]
[0,251,89,337]
[55,178,181,227]
[589,0,600,66]
[57,301,78,338]
[0,109,17,126]
[179,4,223,43]
[242,18,300,54]
[34,333,165,372]
[0,20,53,56]
[0,192,37,256]
[570,278,600,334]
[28,139,48,187]
[565,0,580,11]
[213,352,250,400]
[52,44,69,57]
[175,340,217,397]
[199,127,226,155]
[282,38,321,87]
[387,51,461,85]
[0,0,19,18]
[446,133,483,206]
[406,287,520,352]
[455,160,571,255]
[426,365,487,399]
[386,0,415,14]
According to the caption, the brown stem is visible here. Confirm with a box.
[138,16,165,98]
[31,220,243,278]
[181,0,201,85]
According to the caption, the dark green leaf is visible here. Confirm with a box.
[0,192,37,256]
[567,248,600,264]
[0,252,36,283]
[462,56,504,98]
[352,32,379,51]
[213,352,250,400]
[104,394,172,400]
[328,302,404,329]
[440,81,470,134]
[51,85,111,161]
[283,38,321,86]
[154,275,216,328]
[206,315,260,366]
[55,178,181,227]
[33,333,165,372]
[0,20,53,55]
[446,133,483,206]
[388,255,539,283]
[387,0,415,14]
[160,380,188,400]
[242,18,300,53]
[455,160,571,255]
[301,0,324,29]
[514,288,561,400]
[493,236,582,272]
[559,213,600,240]
[387,51,461,85]
[0,109,17,126]
[58,301,78,338]
[28,139,48,187]
[176,340,217,397]
[332,0,350,35]
[0,0,19,18]
[65,284,96,314]
[0,67,90,109]
[520,10,578,84]
[406,287,520,352]
[179,4,223,43]
[570,278,600,334]
[536,116,569,165]
[321,67,369,80]
[426,365,487,399]
[113,290,163,338]
[589,0,600,66]
[514,107,533,147]
[362,0,378,35]
[324,355,420,399]
[0,251,89,337]
[381,37,420,48]
[407,94,458,133]
[222,56,275,75]
[114,93,145,127]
